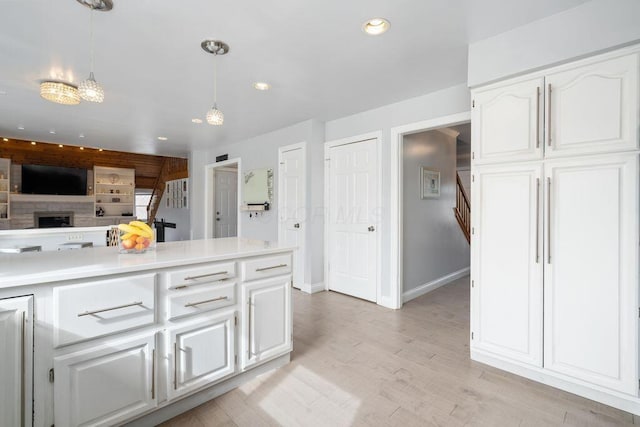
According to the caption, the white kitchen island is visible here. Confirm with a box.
[0,238,294,427]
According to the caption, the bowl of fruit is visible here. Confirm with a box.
[118,221,156,254]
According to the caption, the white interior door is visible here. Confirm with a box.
[215,170,238,238]
[327,138,378,302]
[0,296,33,427]
[279,146,305,288]
[544,154,638,394]
[471,164,543,366]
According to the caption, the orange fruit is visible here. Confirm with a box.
[136,236,146,244]
[122,238,136,250]
[135,243,145,251]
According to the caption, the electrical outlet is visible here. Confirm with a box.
[67,233,84,241]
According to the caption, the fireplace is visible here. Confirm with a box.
[34,212,74,228]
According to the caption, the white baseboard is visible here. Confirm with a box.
[299,282,325,294]
[402,267,470,303]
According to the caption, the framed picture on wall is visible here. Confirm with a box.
[421,167,440,199]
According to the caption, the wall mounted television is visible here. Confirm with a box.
[22,164,88,195]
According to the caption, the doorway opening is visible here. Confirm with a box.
[204,158,241,239]
[388,111,471,309]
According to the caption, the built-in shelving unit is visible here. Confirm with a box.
[94,166,135,218]
[0,158,10,220]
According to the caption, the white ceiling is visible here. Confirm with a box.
[0,0,589,157]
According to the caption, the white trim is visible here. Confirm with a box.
[324,131,383,305]
[298,282,325,295]
[204,158,242,239]
[471,350,640,416]
[402,267,470,303]
[390,112,471,309]
[277,142,307,288]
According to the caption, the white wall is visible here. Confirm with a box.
[325,83,471,302]
[468,0,640,87]
[402,131,470,293]
[155,192,190,242]
[190,119,325,286]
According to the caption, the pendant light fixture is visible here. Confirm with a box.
[40,81,81,105]
[77,0,113,103]
[201,40,229,126]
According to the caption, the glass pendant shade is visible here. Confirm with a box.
[78,72,105,103]
[206,105,224,125]
[40,81,81,105]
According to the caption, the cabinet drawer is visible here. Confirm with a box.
[167,261,236,289]
[241,254,292,282]
[53,274,156,347]
[167,281,236,320]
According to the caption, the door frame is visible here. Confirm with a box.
[204,158,242,239]
[324,131,382,303]
[277,141,307,289]
[389,111,471,309]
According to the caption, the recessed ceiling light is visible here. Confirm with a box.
[98,148,103,152]
[50,130,56,134]
[31,141,36,145]
[362,17,390,35]
[79,133,85,138]
[58,144,63,148]
[0,90,6,95]
[253,82,271,91]
[157,136,168,141]
[18,125,24,130]
[191,118,203,124]
[79,147,84,150]
[2,138,8,142]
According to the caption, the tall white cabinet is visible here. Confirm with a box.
[471,46,640,411]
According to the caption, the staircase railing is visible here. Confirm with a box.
[453,172,471,243]
[146,158,168,225]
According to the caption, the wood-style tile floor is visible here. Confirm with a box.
[161,276,638,426]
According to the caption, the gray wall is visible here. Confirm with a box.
[402,131,470,293]
[155,191,191,242]
[468,0,640,87]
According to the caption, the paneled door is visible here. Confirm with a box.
[327,138,379,302]
[215,169,238,237]
[54,332,157,427]
[544,154,638,394]
[279,145,306,288]
[545,53,639,158]
[471,164,543,366]
[240,276,292,370]
[169,310,235,400]
[0,295,33,427]
[472,77,544,165]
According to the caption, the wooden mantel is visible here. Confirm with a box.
[0,137,188,189]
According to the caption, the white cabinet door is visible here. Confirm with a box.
[54,333,157,427]
[169,310,235,400]
[545,53,639,157]
[472,77,544,164]
[544,154,638,394]
[0,295,33,427]
[240,276,292,370]
[471,164,543,365]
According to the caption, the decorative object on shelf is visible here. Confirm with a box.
[118,221,155,254]
[40,81,81,105]
[112,197,120,203]
[77,0,112,103]
[96,206,105,216]
[420,167,440,199]
[109,173,119,184]
[87,185,93,195]
[202,39,229,126]
[13,184,19,193]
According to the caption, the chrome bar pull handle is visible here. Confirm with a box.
[536,86,540,149]
[256,264,287,272]
[78,301,143,317]
[174,343,178,390]
[151,348,156,400]
[183,271,228,281]
[547,177,552,264]
[184,296,228,308]
[21,311,26,427]
[536,178,540,263]
[547,84,552,147]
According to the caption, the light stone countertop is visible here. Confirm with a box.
[0,237,294,288]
